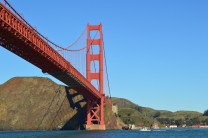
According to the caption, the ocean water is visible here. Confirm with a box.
[0,128,208,138]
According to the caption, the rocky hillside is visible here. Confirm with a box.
[0,77,121,130]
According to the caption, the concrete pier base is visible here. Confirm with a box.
[85,124,106,130]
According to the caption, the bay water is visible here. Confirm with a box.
[0,128,208,138]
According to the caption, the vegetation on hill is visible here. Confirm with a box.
[118,108,155,127]
[203,109,208,116]
[112,97,208,127]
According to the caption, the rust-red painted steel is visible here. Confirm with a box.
[86,24,105,126]
[0,3,102,99]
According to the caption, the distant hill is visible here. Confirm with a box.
[111,97,208,127]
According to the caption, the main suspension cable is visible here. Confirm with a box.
[58,27,87,52]
[102,33,111,98]
[3,0,86,52]
[3,0,63,48]
[64,27,87,49]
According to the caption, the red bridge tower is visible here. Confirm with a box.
[86,24,106,130]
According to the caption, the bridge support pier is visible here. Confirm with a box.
[85,95,106,130]
[85,124,106,130]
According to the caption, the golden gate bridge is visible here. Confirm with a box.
[0,0,111,130]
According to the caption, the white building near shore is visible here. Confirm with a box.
[169,125,177,128]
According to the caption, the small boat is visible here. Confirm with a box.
[140,127,151,131]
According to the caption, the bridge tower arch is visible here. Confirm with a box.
[86,24,106,130]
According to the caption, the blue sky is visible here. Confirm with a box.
[0,0,208,112]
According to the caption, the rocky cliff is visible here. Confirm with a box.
[0,77,121,130]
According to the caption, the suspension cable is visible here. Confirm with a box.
[102,33,111,98]
[64,27,87,49]
[3,0,86,52]
[58,27,87,51]
[3,1,62,48]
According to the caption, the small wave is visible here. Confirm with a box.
[152,129,166,132]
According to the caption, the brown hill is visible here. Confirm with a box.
[0,77,120,130]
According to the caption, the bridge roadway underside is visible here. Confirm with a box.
[49,72,97,99]
[0,26,100,101]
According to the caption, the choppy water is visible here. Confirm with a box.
[0,128,208,138]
